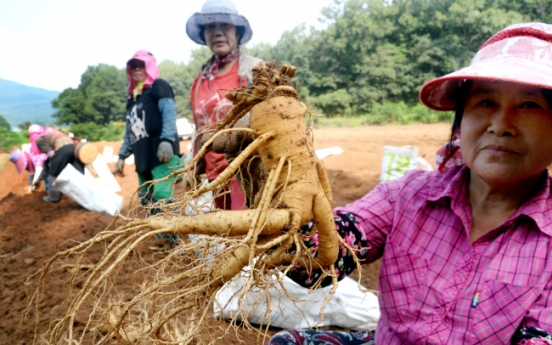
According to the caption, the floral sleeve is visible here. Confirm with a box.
[285,212,370,289]
[512,326,552,345]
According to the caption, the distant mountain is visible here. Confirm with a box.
[0,78,59,129]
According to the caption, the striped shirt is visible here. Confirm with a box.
[335,165,552,344]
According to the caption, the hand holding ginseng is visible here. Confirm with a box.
[27,62,359,345]
[199,114,254,156]
[199,113,266,201]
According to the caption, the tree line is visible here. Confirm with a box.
[49,0,552,140]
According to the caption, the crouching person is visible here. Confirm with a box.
[8,148,48,193]
[36,133,84,203]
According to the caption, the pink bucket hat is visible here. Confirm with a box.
[9,149,27,174]
[28,124,44,134]
[420,22,552,111]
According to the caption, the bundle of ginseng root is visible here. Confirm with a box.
[23,61,362,345]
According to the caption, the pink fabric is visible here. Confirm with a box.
[202,48,239,81]
[28,124,45,156]
[191,60,241,179]
[22,151,34,174]
[30,152,48,169]
[213,177,246,210]
[126,49,159,95]
[44,126,63,136]
[336,166,552,344]
[190,59,247,210]
[420,22,552,110]
[434,137,464,172]
[9,149,27,174]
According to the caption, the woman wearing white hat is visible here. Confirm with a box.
[268,22,552,345]
[186,0,261,211]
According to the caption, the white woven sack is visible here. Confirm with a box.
[379,145,433,183]
[214,272,380,331]
[53,164,122,216]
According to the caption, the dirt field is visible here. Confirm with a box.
[0,123,451,345]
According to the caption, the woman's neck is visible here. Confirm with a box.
[216,58,237,76]
[468,170,544,242]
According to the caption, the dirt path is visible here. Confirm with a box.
[0,123,450,344]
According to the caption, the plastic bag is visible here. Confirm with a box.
[379,145,433,183]
[90,154,121,193]
[315,146,344,160]
[184,179,223,261]
[53,164,122,215]
[214,272,380,331]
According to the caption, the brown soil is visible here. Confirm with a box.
[0,123,451,345]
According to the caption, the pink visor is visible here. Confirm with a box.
[420,22,552,111]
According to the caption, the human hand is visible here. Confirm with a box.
[181,173,201,192]
[200,115,254,157]
[157,141,174,163]
[113,158,125,177]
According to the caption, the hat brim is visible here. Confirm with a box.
[126,58,143,66]
[186,12,253,45]
[420,57,552,111]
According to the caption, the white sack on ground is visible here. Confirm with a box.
[315,146,344,160]
[214,272,380,331]
[53,164,122,215]
[91,154,121,193]
[185,180,223,260]
[102,146,114,163]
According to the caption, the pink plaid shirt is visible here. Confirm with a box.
[336,165,552,344]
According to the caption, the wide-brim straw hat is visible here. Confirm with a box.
[186,0,253,45]
[420,22,552,111]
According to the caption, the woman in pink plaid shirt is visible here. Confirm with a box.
[269,22,552,345]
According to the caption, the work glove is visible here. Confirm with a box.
[113,158,125,177]
[31,166,43,186]
[157,141,174,164]
[199,114,266,205]
[199,115,254,156]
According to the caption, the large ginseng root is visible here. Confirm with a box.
[24,62,362,345]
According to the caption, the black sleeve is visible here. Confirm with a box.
[152,79,174,102]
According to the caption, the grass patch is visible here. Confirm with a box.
[311,101,453,128]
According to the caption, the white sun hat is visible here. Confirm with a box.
[186,0,253,45]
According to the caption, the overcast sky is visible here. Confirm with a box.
[0,0,333,92]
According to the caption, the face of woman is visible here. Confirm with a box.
[204,22,238,56]
[460,80,552,187]
[130,60,147,83]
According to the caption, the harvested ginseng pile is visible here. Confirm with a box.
[25,62,362,345]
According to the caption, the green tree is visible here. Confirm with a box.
[50,0,538,121]
[52,64,126,125]
[0,114,27,152]
[17,121,32,131]
[0,114,10,131]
